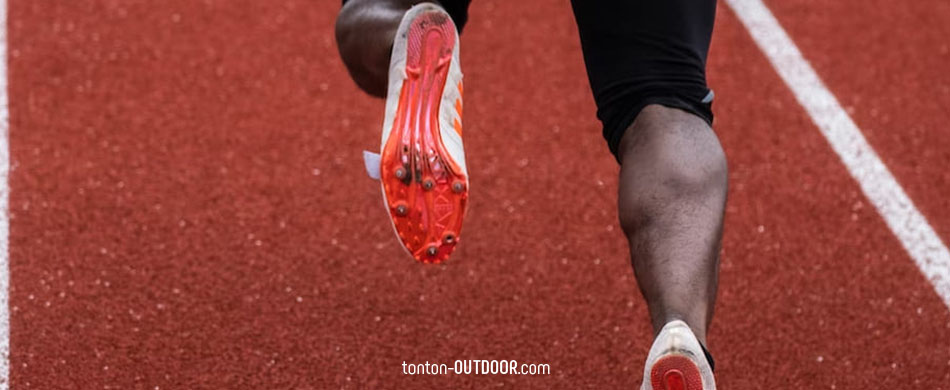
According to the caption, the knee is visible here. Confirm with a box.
[617,106,728,229]
[656,135,728,199]
[335,1,399,97]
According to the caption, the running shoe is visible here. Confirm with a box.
[641,320,716,390]
[364,3,468,263]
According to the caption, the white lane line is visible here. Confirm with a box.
[725,0,950,310]
[0,0,7,386]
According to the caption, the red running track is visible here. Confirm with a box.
[765,0,950,244]
[7,0,950,388]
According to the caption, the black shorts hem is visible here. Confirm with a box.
[604,96,714,163]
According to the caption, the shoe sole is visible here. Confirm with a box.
[650,355,705,390]
[381,9,467,263]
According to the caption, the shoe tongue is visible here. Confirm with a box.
[362,151,381,180]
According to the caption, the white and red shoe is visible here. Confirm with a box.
[641,321,716,390]
[364,3,467,263]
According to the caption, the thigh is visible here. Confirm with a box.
[570,0,717,158]
[342,0,473,31]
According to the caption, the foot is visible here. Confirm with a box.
[374,3,468,263]
[640,320,716,390]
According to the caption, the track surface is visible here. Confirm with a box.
[6,0,950,389]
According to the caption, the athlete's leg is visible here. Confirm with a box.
[336,0,425,97]
[617,105,726,346]
[570,0,723,348]
[335,0,469,97]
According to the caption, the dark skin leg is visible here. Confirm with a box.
[337,0,726,347]
[335,0,439,97]
[617,105,727,346]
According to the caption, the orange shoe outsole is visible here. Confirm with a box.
[650,355,705,390]
[381,11,467,264]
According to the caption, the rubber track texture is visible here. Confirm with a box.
[6,0,950,389]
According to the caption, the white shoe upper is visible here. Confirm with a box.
[437,35,466,174]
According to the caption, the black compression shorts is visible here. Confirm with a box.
[570,0,716,159]
[341,0,716,160]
